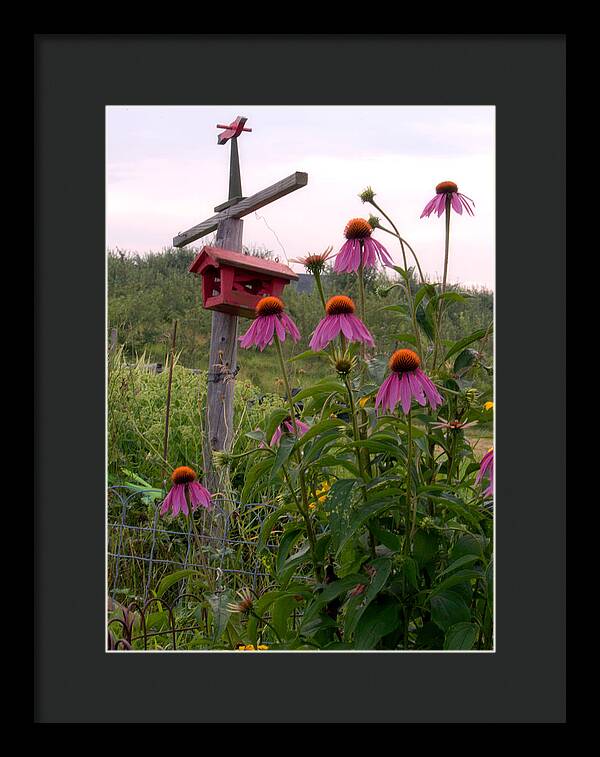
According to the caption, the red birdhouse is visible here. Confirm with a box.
[189,246,299,319]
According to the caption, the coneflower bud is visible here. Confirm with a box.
[212,451,233,469]
[367,214,381,229]
[359,186,376,204]
[333,353,356,376]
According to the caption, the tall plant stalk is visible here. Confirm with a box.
[432,197,451,371]
[162,319,178,483]
[273,333,322,581]
[366,200,424,361]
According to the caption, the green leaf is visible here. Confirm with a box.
[292,379,345,403]
[444,328,491,361]
[453,348,479,373]
[431,569,484,595]
[156,569,206,599]
[241,458,273,504]
[413,529,439,567]
[264,409,291,445]
[444,622,478,650]
[369,523,402,553]
[269,432,296,481]
[206,590,236,640]
[365,355,388,384]
[396,332,417,346]
[289,349,328,362]
[353,599,400,650]
[257,504,295,554]
[437,554,482,578]
[283,532,331,575]
[414,284,436,309]
[276,525,304,576]
[451,533,487,560]
[430,590,471,632]
[338,499,396,553]
[295,418,347,448]
[402,556,419,590]
[382,304,410,316]
[416,303,435,341]
[344,557,393,638]
[391,265,415,283]
[438,291,470,304]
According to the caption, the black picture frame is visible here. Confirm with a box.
[35,34,566,723]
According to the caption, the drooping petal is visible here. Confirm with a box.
[459,193,475,216]
[178,486,189,517]
[407,371,427,406]
[270,425,283,447]
[188,480,213,511]
[346,314,375,346]
[420,195,438,218]
[170,484,186,516]
[415,368,444,410]
[375,374,395,413]
[387,372,402,412]
[273,313,287,342]
[370,237,394,266]
[436,194,447,217]
[259,315,277,350]
[290,419,310,436]
[451,192,463,214]
[160,488,175,516]
[280,312,301,342]
[334,239,362,273]
[399,373,412,414]
[239,318,261,349]
[339,313,355,340]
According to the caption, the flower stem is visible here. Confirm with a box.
[370,200,426,283]
[432,197,451,371]
[273,333,322,581]
[368,202,424,361]
[313,270,327,312]
[404,409,416,554]
[357,244,368,367]
[343,374,376,558]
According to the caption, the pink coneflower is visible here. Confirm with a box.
[160,466,213,517]
[420,181,475,218]
[270,417,310,447]
[375,349,444,415]
[475,447,494,497]
[290,246,334,275]
[239,296,301,352]
[334,218,393,273]
[309,296,374,352]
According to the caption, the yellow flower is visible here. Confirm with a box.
[309,481,331,509]
[359,396,370,408]
[235,643,269,651]
[484,401,494,411]
[257,645,269,650]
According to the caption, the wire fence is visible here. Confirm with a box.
[107,485,290,650]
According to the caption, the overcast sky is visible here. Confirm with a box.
[106,105,494,289]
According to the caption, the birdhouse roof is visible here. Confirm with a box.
[189,246,299,281]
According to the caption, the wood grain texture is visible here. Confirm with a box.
[173,172,308,248]
[203,217,243,494]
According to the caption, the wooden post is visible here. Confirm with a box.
[203,217,243,493]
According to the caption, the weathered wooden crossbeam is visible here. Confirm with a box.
[173,171,308,248]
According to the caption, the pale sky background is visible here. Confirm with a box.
[106,106,495,289]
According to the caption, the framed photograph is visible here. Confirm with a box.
[35,34,565,723]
